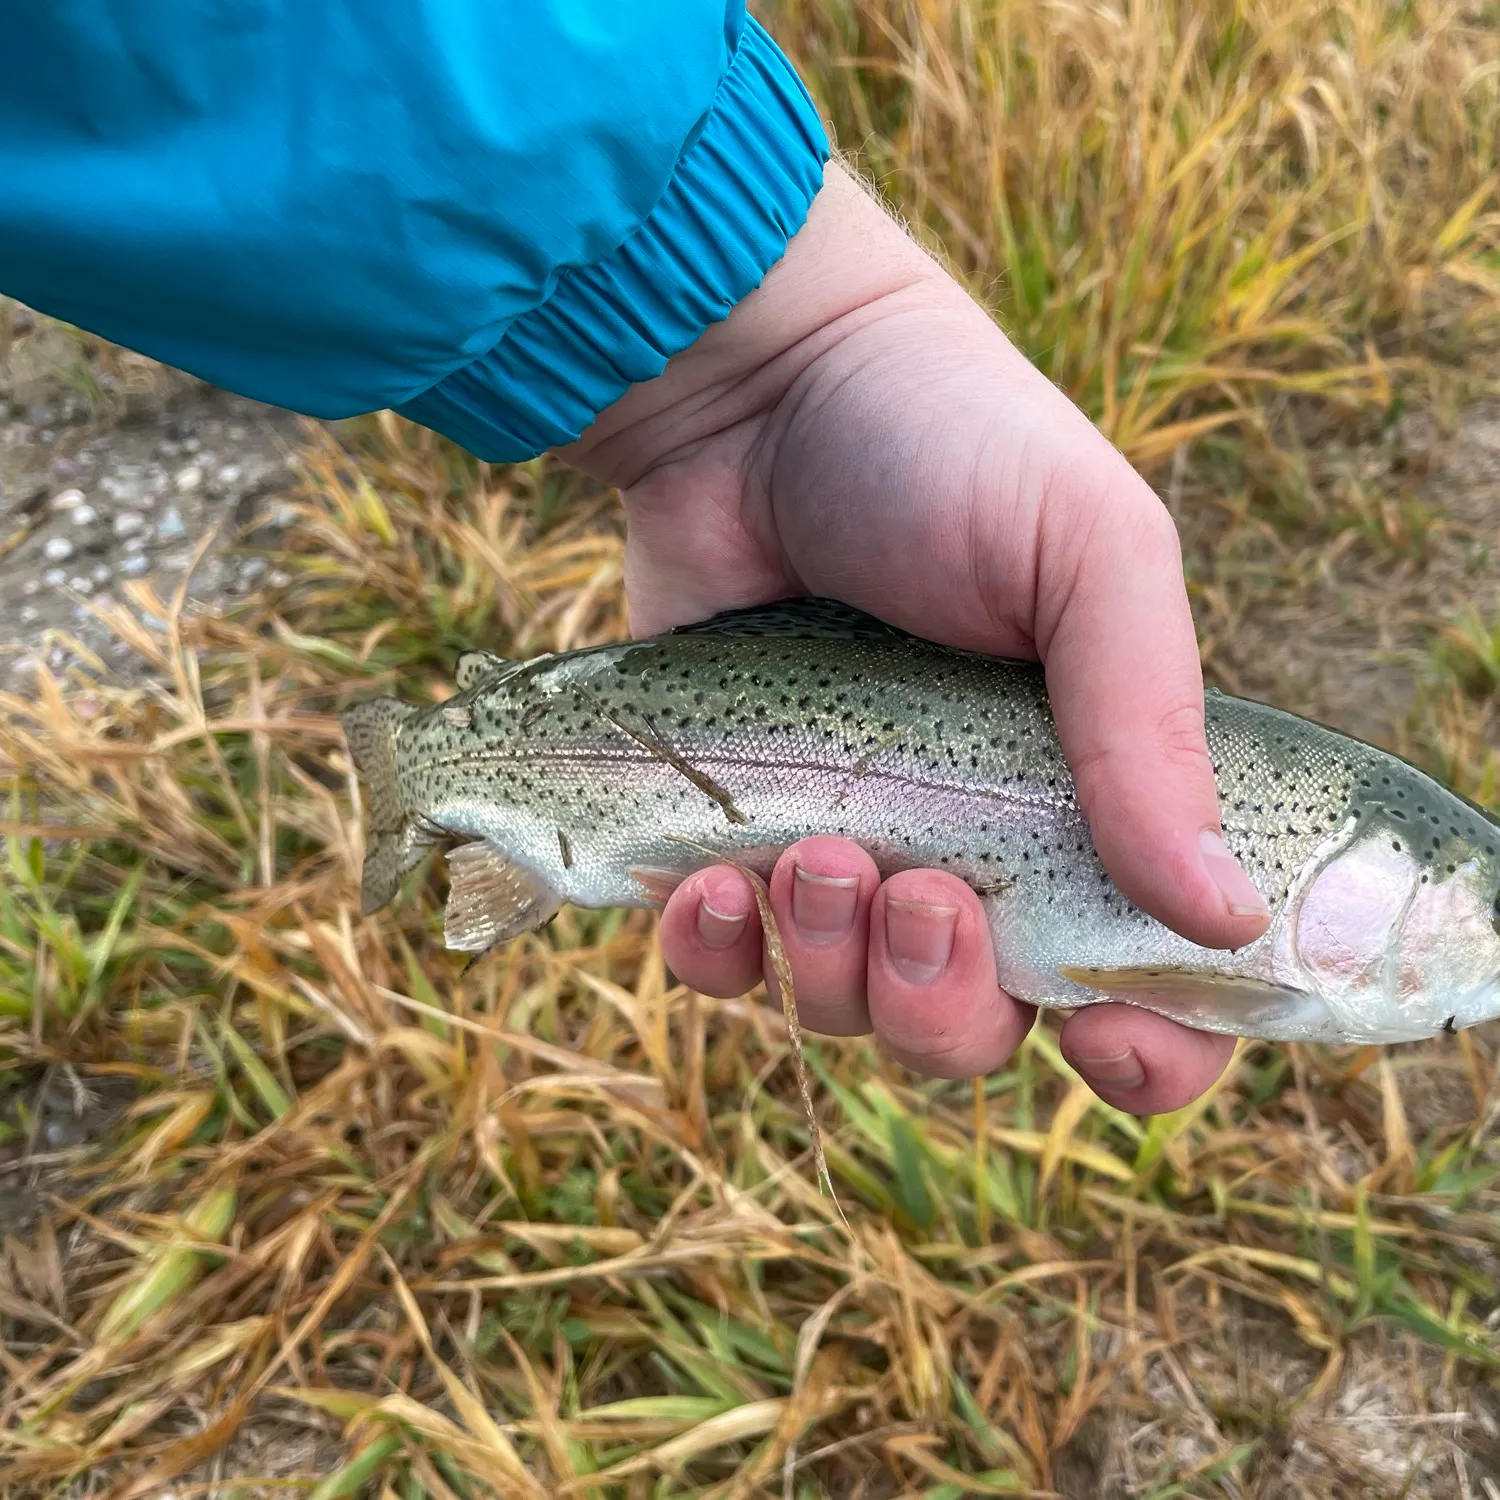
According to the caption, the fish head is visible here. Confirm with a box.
[1287,782,1500,1040]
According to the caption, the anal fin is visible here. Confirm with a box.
[443,841,561,953]
[1057,965,1334,1041]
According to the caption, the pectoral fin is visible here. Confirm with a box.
[1057,965,1334,1040]
[443,841,561,953]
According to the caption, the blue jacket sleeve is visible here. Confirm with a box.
[0,3,829,461]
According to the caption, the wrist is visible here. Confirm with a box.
[560,162,950,488]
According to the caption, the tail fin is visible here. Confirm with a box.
[341,697,422,915]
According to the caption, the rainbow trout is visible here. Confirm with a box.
[342,598,1500,1045]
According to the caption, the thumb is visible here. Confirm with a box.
[1039,489,1270,951]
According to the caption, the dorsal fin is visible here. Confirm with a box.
[669,597,913,641]
[454,649,510,691]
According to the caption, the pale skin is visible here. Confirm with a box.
[562,161,1271,1114]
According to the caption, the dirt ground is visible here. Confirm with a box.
[1174,397,1500,757]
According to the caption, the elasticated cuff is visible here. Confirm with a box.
[395,16,829,462]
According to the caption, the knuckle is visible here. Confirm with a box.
[1153,696,1211,767]
[1067,695,1211,826]
[1130,494,1185,562]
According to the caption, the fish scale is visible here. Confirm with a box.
[341,597,1500,1046]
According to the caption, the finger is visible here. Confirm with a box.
[764,837,879,1036]
[1059,1003,1235,1115]
[1038,473,1270,952]
[658,866,765,999]
[867,869,1033,1077]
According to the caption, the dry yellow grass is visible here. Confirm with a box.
[3,1,1500,1496]
[779,0,1500,458]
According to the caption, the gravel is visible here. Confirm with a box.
[1,305,309,691]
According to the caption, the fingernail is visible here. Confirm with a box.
[1198,829,1268,918]
[885,900,958,985]
[697,895,748,950]
[1074,1046,1146,1091]
[792,866,859,945]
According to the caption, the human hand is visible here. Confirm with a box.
[562,163,1269,1114]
